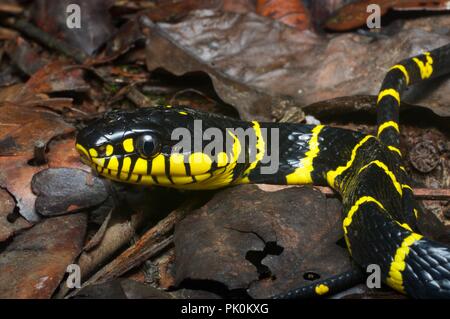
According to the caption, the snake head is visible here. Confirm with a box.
[75,106,241,189]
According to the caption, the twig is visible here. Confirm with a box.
[33,140,47,165]
[169,88,217,106]
[2,18,149,107]
[83,209,184,285]
[408,188,450,201]
[315,186,450,201]
[3,18,87,63]
[63,198,201,298]
[124,84,151,107]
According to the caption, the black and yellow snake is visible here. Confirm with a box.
[76,44,450,298]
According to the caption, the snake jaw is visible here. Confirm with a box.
[75,143,90,162]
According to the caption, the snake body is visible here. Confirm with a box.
[76,44,450,298]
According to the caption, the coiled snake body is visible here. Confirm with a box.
[76,44,450,298]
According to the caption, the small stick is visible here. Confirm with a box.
[62,198,201,298]
[124,84,151,107]
[2,18,149,107]
[169,88,217,106]
[315,186,450,201]
[33,140,47,165]
[409,188,450,201]
[4,18,87,63]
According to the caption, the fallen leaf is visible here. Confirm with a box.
[90,20,145,64]
[0,103,74,221]
[4,37,48,75]
[174,184,353,298]
[143,10,450,120]
[142,12,316,120]
[0,103,73,156]
[47,137,89,171]
[142,0,221,23]
[222,0,256,13]
[0,189,31,243]
[0,156,44,222]
[0,83,74,110]
[74,194,196,294]
[256,0,311,30]
[325,0,450,31]
[72,278,218,299]
[31,168,109,216]
[32,0,116,55]
[25,62,89,94]
[70,279,128,299]
[0,213,87,298]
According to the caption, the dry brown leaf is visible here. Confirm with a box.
[174,185,356,298]
[325,0,450,31]
[0,189,32,243]
[0,103,74,221]
[143,10,450,119]
[0,213,87,298]
[256,0,311,30]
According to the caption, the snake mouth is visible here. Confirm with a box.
[75,142,232,189]
[82,157,227,189]
[76,143,91,163]
[92,164,145,183]
[76,143,112,175]
[75,146,190,186]
[90,163,202,187]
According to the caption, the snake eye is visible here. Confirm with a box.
[136,134,160,158]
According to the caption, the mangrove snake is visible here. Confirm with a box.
[76,44,450,298]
